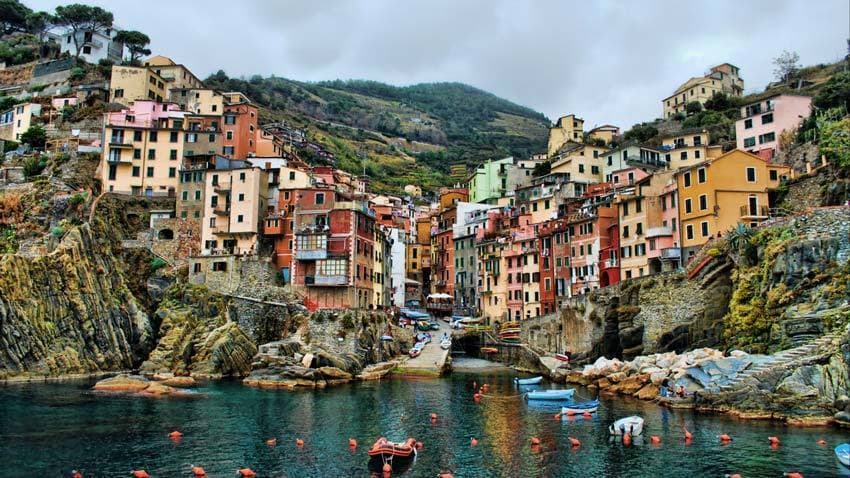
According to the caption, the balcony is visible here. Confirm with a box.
[213,181,231,193]
[210,224,230,235]
[106,153,132,164]
[646,227,673,238]
[313,274,347,286]
[601,258,618,269]
[661,247,681,260]
[213,205,230,216]
[296,247,327,260]
[264,217,284,236]
[108,139,133,148]
[739,205,770,219]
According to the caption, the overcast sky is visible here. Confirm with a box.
[30,0,849,128]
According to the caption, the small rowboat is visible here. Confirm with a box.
[481,347,498,354]
[380,335,394,341]
[368,437,418,472]
[561,399,599,415]
[514,376,543,386]
[526,389,575,401]
[440,339,451,350]
[555,353,570,362]
[609,416,644,436]
[836,443,850,467]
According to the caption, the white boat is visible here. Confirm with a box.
[561,398,599,415]
[526,389,575,401]
[514,376,543,385]
[609,416,644,436]
[440,339,451,350]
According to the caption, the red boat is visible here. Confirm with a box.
[368,437,418,472]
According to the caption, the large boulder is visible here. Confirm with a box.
[93,374,149,392]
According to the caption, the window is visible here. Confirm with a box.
[758,132,776,144]
[149,131,158,142]
[239,172,246,181]
[770,169,778,181]
[146,167,154,177]
[744,137,756,148]
[693,135,702,146]
[701,221,709,237]
[182,191,188,201]
[132,166,140,177]
[761,113,773,125]
[224,115,236,125]
[226,131,233,140]
[686,224,694,240]
[744,118,753,129]
[591,165,599,174]
[237,215,244,223]
[134,130,142,141]
[148,149,156,160]
[680,151,687,160]
[636,223,643,235]
[684,198,692,214]
[133,148,141,159]
[222,146,234,155]
[168,167,176,178]
[699,194,707,210]
[170,149,177,160]
[114,88,124,99]
[746,167,756,182]
[622,225,629,238]
[238,193,245,201]
[683,172,691,187]
[697,167,706,183]
[170,131,178,142]
[83,46,91,54]
[635,198,642,213]
[315,192,325,205]
[186,133,198,143]
[195,190,201,200]
[578,164,585,173]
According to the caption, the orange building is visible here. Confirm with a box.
[222,92,258,159]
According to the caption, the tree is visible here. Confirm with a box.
[0,0,31,34]
[685,101,703,115]
[19,124,46,148]
[114,30,150,64]
[772,50,800,84]
[623,122,658,143]
[704,92,731,112]
[25,11,53,43]
[818,113,850,168]
[814,71,850,111]
[53,4,114,59]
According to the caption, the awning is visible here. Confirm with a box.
[427,293,452,299]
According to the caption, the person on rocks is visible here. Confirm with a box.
[660,378,670,397]
[676,385,686,398]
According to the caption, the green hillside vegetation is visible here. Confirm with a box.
[204,72,550,194]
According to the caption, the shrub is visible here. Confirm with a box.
[685,101,703,115]
[22,157,44,178]
[68,192,87,207]
[19,124,46,148]
[69,67,85,82]
[150,257,167,271]
[341,314,355,329]
[50,226,64,237]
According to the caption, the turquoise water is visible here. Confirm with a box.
[1,364,848,477]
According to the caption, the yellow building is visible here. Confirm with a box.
[144,55,204,90]
[662,63,744,118]
[109,65,167,105]
[0,102,42,141]
[200,166,268,256]
[587,125,619,145]
[547,114,584,157]
[100,101,186,197]
[478,240,507,324]
[169,88,223,116]
[661,130,723,170]
[677,149,792,261]
[550,142,609,184]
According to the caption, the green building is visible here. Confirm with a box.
[467,157,514,204]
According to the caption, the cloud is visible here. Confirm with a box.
[28,0,848,130]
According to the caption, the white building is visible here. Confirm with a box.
[389,228,407,307]
[57,28,124,63]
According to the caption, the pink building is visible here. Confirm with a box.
[736,94,812,160]
[646,180,681,272]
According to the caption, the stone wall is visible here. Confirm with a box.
[150,217,200,265]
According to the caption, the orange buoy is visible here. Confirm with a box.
[769,436,780,446]
[623,433,632,446]
[430,413,438,422]
[568,437,581,447]
[168,431,183,439]
[530,436,541,446]
[131,471,150,478]
[349,438,357,448]
[265,438,277,446]
[237,469,256,478]
[553,413,561,420]
[382,463,392,474]
[191,466,206,476]
[473,393,481,403]
[438,473,454,478]
[470,437,478,446]
[415,441,424,450]
[683,427,692,440]
[726,474,742,478]
[650,435,661,444]
[296,438,305,447]
[817,439,828,446]
[582,411,592,418]
[784,473,804,478]
[720,434,732,443]
[71,471,83,478]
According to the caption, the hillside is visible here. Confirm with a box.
[203,72,550,195]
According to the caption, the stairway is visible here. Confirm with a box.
[703,329,845,396]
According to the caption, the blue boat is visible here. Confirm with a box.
[836,443,850,467]
[526,389,575,401]
[561,398,599,414]
[514,376,543,386]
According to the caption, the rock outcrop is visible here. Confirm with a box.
[92,373,198,398]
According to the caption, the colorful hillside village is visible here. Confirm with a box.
[0,53,820,322]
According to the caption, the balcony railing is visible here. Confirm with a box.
[601,258,618,268]
[739,205,770,218]
[295,248,327,260]
[213,181,231,193]
[210,224,230,235]
[263,218,284,236]
[307,274,347,286]
[661,247,681,260]
[106,154,132,164]
[108,139,133,148]
[646,226,673,238]
[213,205,230,216]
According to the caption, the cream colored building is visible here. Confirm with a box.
[550,142,609,184]
[587,125,619,145]
[169,88,223,116]
[547,114,584,157]
[100,101,186,197]
[109,66,167,105]
[661,130,723,171]
[0,103,42,141]
[144,55,204,91]
[662,63,744,118]
[200,166,269,256]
